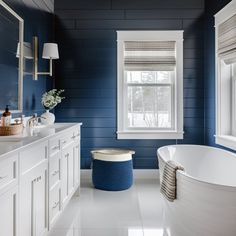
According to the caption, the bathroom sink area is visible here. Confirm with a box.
[0,123,81,158]
[0,123,76,143]
[0,134,28,142]
[0,124,49,142]
[33,124,47,129]
[32,124,47,132]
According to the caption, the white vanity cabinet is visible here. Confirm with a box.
[48,125,81,228]
[0,185,18,236]
[48,135,61,228]
[60,127,81,209]
[19,141,48,236]
[0,123,81,236]
[61,145,74,207]
[0,154,18,236]
[73,141,80,189]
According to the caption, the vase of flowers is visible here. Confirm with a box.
[41,89,65,125]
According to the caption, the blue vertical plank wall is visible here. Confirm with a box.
[204,0,231,146]
[3,0,54,116]
[54,0,205,169]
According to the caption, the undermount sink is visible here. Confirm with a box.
[34,124,47,129]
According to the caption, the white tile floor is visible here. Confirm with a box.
[48,172,164,236]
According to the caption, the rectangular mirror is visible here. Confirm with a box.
[0,0,24,112]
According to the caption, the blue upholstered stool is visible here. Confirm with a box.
[91,149,135,191]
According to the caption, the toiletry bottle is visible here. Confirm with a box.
[1,113,6,126]
[2,105,12,126]
[21,114,25,128]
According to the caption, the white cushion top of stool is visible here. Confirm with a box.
[91,149,135,162]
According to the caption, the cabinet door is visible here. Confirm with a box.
[61,149,68,206]
[19,163,47,236]
[34,172,47,236]
[68,148,74,195]
[0,186,18,236]
[49,184,61,228]
[73,142,80,188]
[61,146,74,206]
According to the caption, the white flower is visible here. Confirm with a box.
[41,89,65,110]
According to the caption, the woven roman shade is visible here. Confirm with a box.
[124,41,176,71]
[218,13,236,64]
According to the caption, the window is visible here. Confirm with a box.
[215,1,236,150]
[117,31,184,139]
[127,71,174,129]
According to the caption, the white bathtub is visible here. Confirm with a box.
[157,145,236,236]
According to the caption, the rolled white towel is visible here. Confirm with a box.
[160,160,184,202]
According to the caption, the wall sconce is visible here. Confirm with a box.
[33,36,59,81]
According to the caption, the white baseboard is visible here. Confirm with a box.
[81,170,92,181]
[81,169,159,181]
[133,169,159,179]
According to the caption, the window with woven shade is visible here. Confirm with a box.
[215,0,236,150]
[117,31,184,140]
[124,41,176,71]
[218,13,236,64]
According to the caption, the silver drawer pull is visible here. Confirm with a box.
[37,176,42,182]
[52,201,59,209]
[52,145,60,150]
[0,175,7,180]
[33,176,42,183]
[62,140,67,145]
[71,135,76,139]
[52,170,59,176]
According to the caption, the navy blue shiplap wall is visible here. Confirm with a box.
[204,0,231,146]
[54,0,205,169]
[3,0,54,116]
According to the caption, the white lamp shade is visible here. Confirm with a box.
[16,42,33,59]
[42,43,59,59]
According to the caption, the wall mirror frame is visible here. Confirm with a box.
[0,0,24,113]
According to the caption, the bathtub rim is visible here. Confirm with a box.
[157,144,236,191]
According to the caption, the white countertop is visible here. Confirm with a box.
[0,123,82,158]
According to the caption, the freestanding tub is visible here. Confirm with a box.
[157,145,236,236]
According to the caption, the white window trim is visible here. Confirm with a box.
[117,30,184,140]
[215,0,236,150]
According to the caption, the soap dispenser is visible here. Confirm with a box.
[1,105,12,126]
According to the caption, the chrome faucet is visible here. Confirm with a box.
[27,113,38,128]
[27,114,46,135]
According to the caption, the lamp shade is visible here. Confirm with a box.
[42,43,59,59]
[16,42,33,59]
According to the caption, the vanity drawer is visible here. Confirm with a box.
[49,185,61,227]
[0,155,18,192]
[20,141,47,175]
[49,152,60,189]
[61,132,74,149]
[72,126,80,141]
[49,137,61,156]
